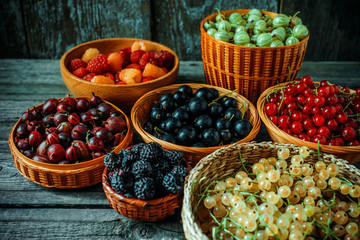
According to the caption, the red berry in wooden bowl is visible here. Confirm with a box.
[42,98,59,115]
[28,130,43,147]
[37,140,50,156]
[72,140,90,161]
[87,137,105,152]
[105,116,126,134]
[68,113,80,125]
[47,132,60,145]
[47,144,66,163]
[65,146,80,162]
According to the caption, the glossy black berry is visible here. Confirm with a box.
[233,119,252,138]
[143,121,154,133]
[177,126,196,146]
[222,97,237,109]
[215,118,231,131]
[173,91,187,106]
[220,129,232,143]
[150,106,165,123]
[209,103,224,118]
[224,108,241,122]
[160,98,175,112]
[162,117,182,134]
[188,97,208,116]
[191,142,206,148]
[160,93,173,102]
[194,87,213,102]
[209,88,219,100]
[194,115,213,130]
[161,134,177,144]
[172,108,190,124]
[177,85,193,97]
[202,128,220,147]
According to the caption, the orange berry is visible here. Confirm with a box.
[142,63,167,79]
[90,75,115,84]
[131,41,153,52]
[81,48,100,63]
[107,52,123,73]
[119,68,142,84]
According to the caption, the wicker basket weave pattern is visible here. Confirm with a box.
[8,98,133,189]
[200,9,309,104]
[181,142,360,239]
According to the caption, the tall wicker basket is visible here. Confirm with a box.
[200,9,309,104]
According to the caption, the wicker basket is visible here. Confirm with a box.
[131,83,261,167]
[102,155,191,222]
[257,82,360,164]
[200,9,309,104]
[8,98,133,189]
[181,141,360,239]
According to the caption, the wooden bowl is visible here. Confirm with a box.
[201,9,309,104]
[60,38,179,112]
[131,83,261,167]
[8,97,133,189]
[181,142,360,239]
[257,82,360,164]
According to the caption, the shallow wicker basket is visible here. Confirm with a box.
[131,83,261,167]
[200,9,309,104]
[257,82,360,164]
[102,155,191,222]
[8,97,133,189]
[181,141,360,239]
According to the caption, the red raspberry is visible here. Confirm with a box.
[148,57,158,66]
[69,58,87,72]
[154,50,174,70]
[139,52,155,69]
[73,67,88,78]
[126,63,142,71]
[82,73,96,81]
[118,47,131,67]
[130,50,145,63]
[86,54,111,74]
[142,77,155,83]
[104,72,114,81]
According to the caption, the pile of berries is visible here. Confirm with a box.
[144,85,252,147]
[104,142,189,200]
[196,146,360,239]
[68,41,174,85]
[15,94,127,164]
[264,76,360,146]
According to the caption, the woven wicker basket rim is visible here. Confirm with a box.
[200,9,310,49]
[60,38,179,87]
[8,97,133,172]
[257,82,360,151]
[131,83,261,154]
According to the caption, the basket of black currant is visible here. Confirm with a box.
[102,142,191,222]
[131,83,261,166]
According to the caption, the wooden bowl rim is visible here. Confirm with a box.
[60,38,179,87]
[257,81,360,151]
[131,83,261,154]
[200,9,310,49]
[8,96,133,171]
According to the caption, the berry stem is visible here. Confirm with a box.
[239,152,250,176]
[241,100,247,119]
[209,89,238,105]
[154,127,167,135]
[277,89,285,113]
[317,141,321,162]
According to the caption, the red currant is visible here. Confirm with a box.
[301,75,313,86]
[291,121,303,134]
[276,101,285,111]
[281,128,292,135]
[320,80,329,87]
[303,118,314,130]
[333,85,340,95]
[318,87,330,98]
[291,111,304,122]
[337,112,349,125]
[269,115,278,125]
[335,104,343,113]
[325,85,335,96]
[299,133,310,142]
[341,86,350,93]
[306,95,315,106]
[356,88,360,98]
[286,102,297,112]
[322,106,336,119]
[265,102,277,116]
[296,82,308,94]
[326,119,339,132]
[344,108,354,116]
[283,94,295,104]
[313,96,325,108]
[307,128,318,137]
[318,126,331,138]
[303,88,314,97]
[346,118,358,129]
[338,97,346,106]
[342,127,356,141]
[278,115,291,128]
[326,95,338,105]
[303,104,312,114]
[296,95,306,105]
[353,101,360,113]
[313,114,325,127]
[348,140,360,146]
[312,107,321,115]
[285,85,296,96]
[312,134,328,145]
[269,96,278,103]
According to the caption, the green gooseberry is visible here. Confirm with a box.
[267,18,273,26]
[285,36,299,46]
[215,8,225,22]
[251,34,259,44]
[214,31,230,42]
[255,20,267,29]
[257,33,273,47]
[228,32,235,40]
[231,23,240,32]
[285,28,293,38]
[233,19,247,26]
[244,43,256,47]
[270,40,284,47]
[272,14,290,28]
[234,31,250,46]
[215,21,220,29]
[207,28,217,37]
[229,12,242,23]
[246,22,255,31]
[235,25,247,33]
[204,21,216,30]
[290,11,302,26]
[218,20,231,32]
[293,24,308,40]
[249,9,262,17]
[254,24,267,35]
[248,14,261,23]
[271,27,286,41]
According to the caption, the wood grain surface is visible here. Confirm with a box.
[0,60,360,239]
[1,0,359,60]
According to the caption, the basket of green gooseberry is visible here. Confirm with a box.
[200,9,310,104]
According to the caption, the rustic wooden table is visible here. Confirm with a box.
[0,60,360,239]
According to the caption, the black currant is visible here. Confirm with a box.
[194,87,213,102]
[172,108,190,124]
[202,128,220,147]
[194,115,213,130]
[173,91,187,106]
[177,126,196,146]
[222,97,237,109]
[224,108,241,122]
[188,97,208,116]
[215,118,231,131]
[177,85,193,98]
[209,103,224,118]
[233,119,252,138]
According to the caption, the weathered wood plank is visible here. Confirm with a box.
[0,208,185,240]
[282,0,360,61]
[21,0,152,59]
[152,0,278,60]
[0,0,28,58]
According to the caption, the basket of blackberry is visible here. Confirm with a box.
[131,83,261,166]
[102,142,191,222]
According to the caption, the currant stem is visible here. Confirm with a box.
[154,126,167,135]
[209,89,237,105]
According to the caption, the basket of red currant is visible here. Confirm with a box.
[257,75,360,163]
[60,38,179,112]
[131,83,261,166]
[8,94,133,188]
[182,142,360,239]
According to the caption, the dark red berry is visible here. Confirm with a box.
[301,75,313,86]
[291,111,304,122]
[47,144,66,163]
[28,130,43,147]
[71,124,90,140]
[318,126,331,138]
[68,113,80,125]
[90,93,102,107]
[269,115,278,125]
[42,98,59,115]
[53,111,69,126]
[290,121,303,134]
[56,122,74,135]
[326,119,339,132]
[46,132,60,145]
[16,123,29,138]
[265,102,277,116]
[65,146,80,162]
[87,137,104,151]
[312,134,327,145]
[20,110,36,123]
[105,116,126,133]
[17,138,30,150]
[76,98,90,112]
[303,118,314,130]
[313,114,325,127]
[37,140,50,155]
[113,133,125,147]
[32,155,51,163]
[342,127,356,141]
[322,106,337,119]
[57,103,73,112]
[307,128,317,137]
[336,112,349,125]
[72,140,90,161]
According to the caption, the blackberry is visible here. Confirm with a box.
[153,171,165,187]
[117,149,131,162]
[132,160,153,179]
[152,158,171,174]
[139,142,163,162]
[171,164,189,180]
[104,152,121,171]
[162,172,184,194]
[121,151,138,172]
[107,169,118,182]
[134,177,156,200]
[131,143,146,155]
[110,169,134,195]
[164,150,183,166]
